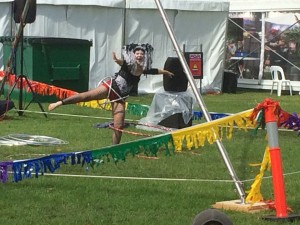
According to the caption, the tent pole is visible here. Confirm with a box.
[258,13,266,84]
[154,0,246,204]
[122,0,127,47]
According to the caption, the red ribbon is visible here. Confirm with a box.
[0,70,78,99]
[250,98,290,126]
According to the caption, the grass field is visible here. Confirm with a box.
[1,88,300,225]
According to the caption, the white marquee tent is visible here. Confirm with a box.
[0,0,230,94]
[228,0,300,92]
[228,0,300,12]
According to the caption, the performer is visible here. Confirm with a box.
[48,44,174,145]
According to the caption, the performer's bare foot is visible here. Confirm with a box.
[48,101,62,111]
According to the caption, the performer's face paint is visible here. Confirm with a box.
[134,50,145,63]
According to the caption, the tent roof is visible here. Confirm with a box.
[0,0,125,7]
[0,0,229,11]
[228,0,300,12]
[1,0,299,12]
[125,0,229,11]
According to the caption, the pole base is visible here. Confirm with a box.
[213,199,270,213]
[262,214,300,222]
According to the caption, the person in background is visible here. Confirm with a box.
[237,40,244,52]
[269,36,289,72]
[226,39,237,61]
[48,44,174,145]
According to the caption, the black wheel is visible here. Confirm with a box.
[192,208,233,225]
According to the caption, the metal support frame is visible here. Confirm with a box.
[154,0,245,203]
[0,0,31,96]
[0,0,47,117]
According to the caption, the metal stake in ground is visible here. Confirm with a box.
[154,0,245,204]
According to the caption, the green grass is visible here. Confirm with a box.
[1,88,300,225]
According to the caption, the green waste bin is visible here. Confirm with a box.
[0,36,92,102]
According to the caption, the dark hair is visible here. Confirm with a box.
[133,46,145,53]
[122,43,154,70]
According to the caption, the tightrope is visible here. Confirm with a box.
[40,170,300,183]
[14,109,171,136]
[43,173,240,182]
[11,109,297,133]
[12,109,140,122]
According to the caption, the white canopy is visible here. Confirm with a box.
[228,0,300,12]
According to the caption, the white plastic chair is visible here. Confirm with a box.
[270,66,292,96]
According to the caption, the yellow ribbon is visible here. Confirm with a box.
[246,145,271,204]
[171,109,254,151]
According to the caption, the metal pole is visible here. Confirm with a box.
[154,0,245,203]
[258,12,265,84]
[200,44,203,94]
[0,0,31,96]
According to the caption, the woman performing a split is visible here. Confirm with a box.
[48,44,174,145]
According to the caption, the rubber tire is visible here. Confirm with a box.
[192,209,233,225]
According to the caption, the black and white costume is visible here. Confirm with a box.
[106,43,158,99]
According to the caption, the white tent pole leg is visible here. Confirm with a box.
[154,0,245,204]
[258,13,266,84]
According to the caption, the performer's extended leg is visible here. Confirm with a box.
[112,101,125,145]
[48,85,109,111]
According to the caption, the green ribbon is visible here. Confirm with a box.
[126,103,149,117]
[252,109,265,135]
[91,133,173,167]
